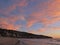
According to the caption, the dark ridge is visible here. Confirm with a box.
[0,28,53,39]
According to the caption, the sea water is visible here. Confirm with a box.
[20,39,60,45]
[0,37,60,45]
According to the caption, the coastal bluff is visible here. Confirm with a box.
[0,28,52,39]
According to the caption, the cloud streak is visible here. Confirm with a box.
[0,0,60,38]
[26,0,60,28]
[0,15,24,30]
[0,0,28,15]
[0,0,27,30]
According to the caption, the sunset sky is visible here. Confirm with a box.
[0,0,60,38]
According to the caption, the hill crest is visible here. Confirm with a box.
[0,28,52,39]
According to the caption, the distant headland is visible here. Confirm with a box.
[0,28,53,39]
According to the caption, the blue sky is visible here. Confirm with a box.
[0,0,60,38]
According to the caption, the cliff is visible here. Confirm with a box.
[0,28,52,39]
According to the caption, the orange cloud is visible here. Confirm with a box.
[27,27,60,38]
[27,19,37,28]
[0,23,20,30]
[47,27,60,30]
[28,27,60,35]
[44,0,60,26]
[28,28,46,35]
[0,16,22,30]
[37,28,46,32]
[26,12,44,28]
[8,15,25,23]
[26,0,60,28]
[26,0,60,38]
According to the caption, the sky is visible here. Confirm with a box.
[0,0,60,38]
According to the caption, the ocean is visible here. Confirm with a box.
[0,37,60,45]
[20,39,60,45]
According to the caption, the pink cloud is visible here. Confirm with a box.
[26,0,60,28]
[27,19,37,28]
[0,0,28,15]
[17,0,28,7]
[0,15,24,30]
